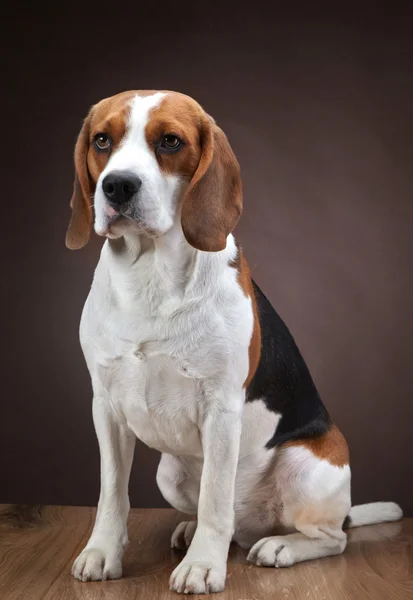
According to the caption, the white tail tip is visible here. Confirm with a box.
[345,502,403,528]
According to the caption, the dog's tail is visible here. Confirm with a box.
[343,502,403,529]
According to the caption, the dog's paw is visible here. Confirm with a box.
[247,536,295,568]
[169,560,226,594]
[72,547,123,582]
[171,521,197,550]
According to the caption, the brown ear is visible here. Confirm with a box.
[65,110,95,250]
[181,116,242,252]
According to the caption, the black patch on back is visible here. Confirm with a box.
[246,280,332,448]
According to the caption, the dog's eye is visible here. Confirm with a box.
[160,135,182,152]
[94,133,111,151]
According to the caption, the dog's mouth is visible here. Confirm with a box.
[98,204,161,239]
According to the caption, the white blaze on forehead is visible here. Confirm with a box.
[101,92,166,174]
[126,92,166,142]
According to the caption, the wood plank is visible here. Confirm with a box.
[0,505,412,599]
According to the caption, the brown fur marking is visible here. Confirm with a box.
[144,93,203,179]
[283,425,350,467]
[230,244,261,388]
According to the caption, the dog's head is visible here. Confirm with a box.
[66,90,242,252]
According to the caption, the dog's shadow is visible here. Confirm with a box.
[122,512,249,581]
[122,512,404,577]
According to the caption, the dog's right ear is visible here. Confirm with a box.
[65,109,95,250]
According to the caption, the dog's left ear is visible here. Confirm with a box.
[181,115,242,252]
[65,109,95,250]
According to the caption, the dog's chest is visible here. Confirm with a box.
[81,291,215,457]
[80,240,252,456]
[110,349,203,455]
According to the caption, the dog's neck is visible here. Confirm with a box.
[103,220,201,303]
[109,218,195,264]
[100,219,236,308]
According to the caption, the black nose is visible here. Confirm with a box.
[102,171,142,206]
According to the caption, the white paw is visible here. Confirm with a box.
[169,560,226,594]
[247,536,295,568]
[171,521,197,550]
[72,547,123,581]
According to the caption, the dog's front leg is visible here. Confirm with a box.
[72,396,135,581]
[169,390,242,594]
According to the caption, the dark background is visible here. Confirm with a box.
[2,4,412,515]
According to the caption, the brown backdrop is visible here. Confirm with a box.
[1,4,412,515]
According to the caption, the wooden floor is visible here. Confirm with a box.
[0,505,412,599]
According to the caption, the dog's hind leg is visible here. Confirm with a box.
[156,453,200,515]
[248,428,351,568]
[156,454,200,550]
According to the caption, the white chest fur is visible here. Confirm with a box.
[80,232,254,456]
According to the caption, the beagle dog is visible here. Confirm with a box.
[67,90,402,594]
